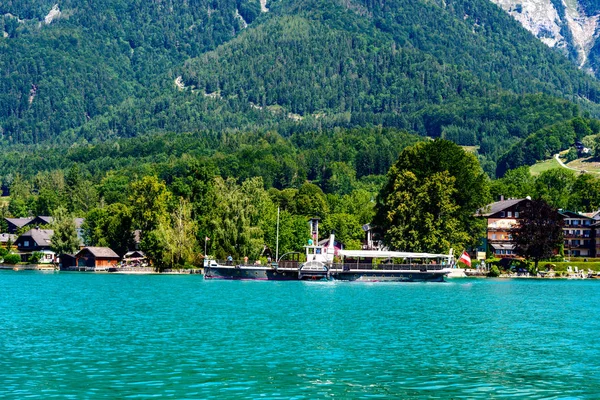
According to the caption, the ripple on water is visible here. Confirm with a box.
[1,273,600,398]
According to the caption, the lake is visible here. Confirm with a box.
[1,271,599,398]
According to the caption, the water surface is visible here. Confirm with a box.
[1,272,599,398]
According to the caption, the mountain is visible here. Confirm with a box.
[489,0,600,76]
[2,0,600,177]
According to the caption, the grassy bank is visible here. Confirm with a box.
[542,261,600,272]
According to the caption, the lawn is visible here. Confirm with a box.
[565,157,600,174]
[530,157,560,176]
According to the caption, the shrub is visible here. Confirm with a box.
[28,252,43,264]
[3,253,21,264]
[488,265,501,277]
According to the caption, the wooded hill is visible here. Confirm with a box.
[2,0,600,177]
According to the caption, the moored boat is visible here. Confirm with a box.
[203,258,300,280]
[301,234,453,282]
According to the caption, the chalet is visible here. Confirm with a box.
[14,228,55,263]
[5,217,33,234]
[476,197,531,259]
[559,210,596,257]
[76,247,120,270]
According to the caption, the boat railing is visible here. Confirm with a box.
[214,259,281,267]
[329,263,448,271]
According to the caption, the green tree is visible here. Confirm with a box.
[208,177,269,259]
[8,174,31,217]
[82,203,135,256]
[376,139,490,252]
[154,198,198,268]
[490,166,535,200]
[129,176,172,237]
[533,168,576,209]
[568,174,600,212]
[511,199,563,271]
[50,207,80,256]
[294,183,329,218]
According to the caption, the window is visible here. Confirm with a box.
[45,254,52,259]
[492,234,496,240]
[515,212,519,218]
[24,240,29,247]
[500,211,505,217]
[507,211,512,217]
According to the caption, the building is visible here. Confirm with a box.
[13,228,55,263]
[5,217,33,234]
[75,247,120,270]
[0,233,16,247]
[476,197,531,259]
[559,210,595,257]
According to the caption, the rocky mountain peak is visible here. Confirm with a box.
[490,0,600,74]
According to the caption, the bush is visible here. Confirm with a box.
[0,247,8,258]
[28,252,43,264]
[488,265,501,277]
[3,253,21,264]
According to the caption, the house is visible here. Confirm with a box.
[4,217,33,234]
[76,247,120,270]
[0,233,16,247]
[26,216,53,227]
[123,250,148,267]
[13,228,55,263]
[476,197,532,259]
[559,210,595,257]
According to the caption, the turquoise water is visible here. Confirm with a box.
[1,272,600,399]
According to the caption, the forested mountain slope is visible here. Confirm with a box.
[2,0,600,176]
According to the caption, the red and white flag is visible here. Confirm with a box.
[458,251,471,267]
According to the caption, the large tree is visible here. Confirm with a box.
[512,199,563,271]
[50,207,80,257]
[154,198,198,269]
[375,139,490,253]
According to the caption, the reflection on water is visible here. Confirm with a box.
[1,272,599,398]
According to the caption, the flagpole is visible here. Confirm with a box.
[204,237,208,258]
[275,206,280,262]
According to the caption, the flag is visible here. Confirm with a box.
[205,237,210,241]
[458,251,471,267]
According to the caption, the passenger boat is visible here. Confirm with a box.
[203,216,454,282]
[204,235,453,282]
[301,234,453,282]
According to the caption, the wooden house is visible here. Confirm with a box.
[76,247,120,270]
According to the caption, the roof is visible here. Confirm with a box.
[5,217,33,227]
[339,249,450,259]
[74,218,85,229]
[476,198,528,217]
[18,229,54,246]
[124,250,145,258]
[34,216,54,225]
[559,210,595,219]
[77,247,120,259]
[0,233,16,243]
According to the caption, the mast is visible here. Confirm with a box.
[276,206,280,262]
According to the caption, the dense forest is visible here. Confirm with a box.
[3,0,600,177]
